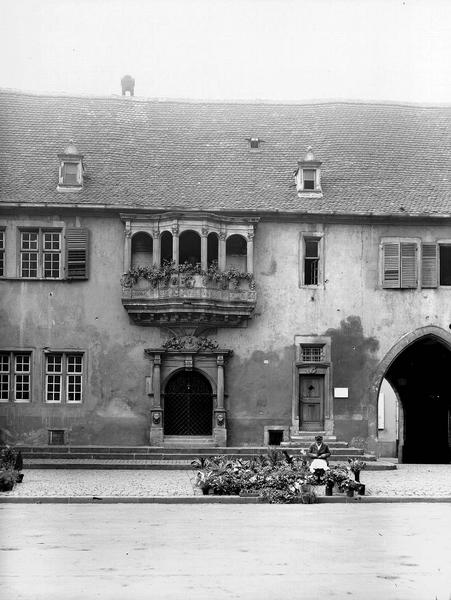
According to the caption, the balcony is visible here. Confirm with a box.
[122,273,256,327]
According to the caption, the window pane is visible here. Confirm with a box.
[44,253,60,278]
[67,374,82,402]
[0,353,9,372]
[0,374,9,401]
[305,239,319,258]
[301,346,324,362]
[67,355,83,373]
[0,252,4,277]
[15,374,30,401]
[304,259,319,285]
[439,245,451,285]
[303,169,315,190]
[0,231,4,250]
[46,374,62,402]
[21,232,38,251]
[63,163,79,184]
[46,354,62,373]
[43,232,61,251]
[15,354,30,373]
[21,252,38,277]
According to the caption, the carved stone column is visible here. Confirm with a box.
[153,229,161,266]
[218,231,226,271]
[213,354,227,446]
[124,222,132,272]
[146,351,163,445]
[172,225,179,266]
[201,228,208,270]
[246,229,254,274]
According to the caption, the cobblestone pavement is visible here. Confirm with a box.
[0,464,450,497]
[1,469,196,497]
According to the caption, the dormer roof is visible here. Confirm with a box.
[1,89,451,217]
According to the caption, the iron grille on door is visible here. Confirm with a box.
[164,371,213,435]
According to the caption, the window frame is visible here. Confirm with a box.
[18,228,63,280]
[299,232,324,288]
[0,350,33,403]
[420,239,451,288]
[380,237,420,290]
[58,159,83,188]
[0,229,5,278]
[44,351,84,404]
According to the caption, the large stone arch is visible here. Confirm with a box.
[370,326,451,462]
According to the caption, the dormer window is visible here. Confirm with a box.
[302,169,316,190]
[296,146,322,195]
[57,141,83,191]
[247,137,262,152]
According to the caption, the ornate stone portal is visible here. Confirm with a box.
[145,336,232,446]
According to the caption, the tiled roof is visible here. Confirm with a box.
[1,89,451,217]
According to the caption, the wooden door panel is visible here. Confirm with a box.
[299,375,324,429]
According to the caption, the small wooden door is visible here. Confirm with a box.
[299,375,324,430]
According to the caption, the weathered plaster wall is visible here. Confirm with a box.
[2,213,451,447]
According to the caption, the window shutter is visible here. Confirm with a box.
[382,243,400,288]
[66,228,89,280]
[400,242,417,288]
[421,244,438,288]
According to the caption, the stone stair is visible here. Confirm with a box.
[17,443,394,470]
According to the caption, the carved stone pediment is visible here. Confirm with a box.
[162,335,219,352]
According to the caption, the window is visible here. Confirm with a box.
[57,142,83,190]
[382,241,417,289]
[296,147,322,194]
[48,430,65,445]
[250,137,260,150]
[421,243,451,287]
[45,353,83,403]
[20,230,61,279]
[0,230,4,276]
[0,352,32,402]
[303,169,316,190]
[304,237,320,285]
[61,162,79,186]
[301,345,324,362]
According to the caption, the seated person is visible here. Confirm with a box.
[308,435,331,472]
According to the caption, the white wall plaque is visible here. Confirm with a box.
[334,387,348,398]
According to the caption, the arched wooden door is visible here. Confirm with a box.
[164,371,213,435]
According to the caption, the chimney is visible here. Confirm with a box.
[121,74,135,97]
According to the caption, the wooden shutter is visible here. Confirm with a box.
[421,244,438,288]
[382,243,400,288]
[66,228,89,280]
[400,242,417,288]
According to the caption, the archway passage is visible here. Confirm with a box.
[164,371,213,436]
[385,336,451,463]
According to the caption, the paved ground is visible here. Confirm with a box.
[0,464,450,497]
[1,503,450,600]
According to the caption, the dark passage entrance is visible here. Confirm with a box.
[164,371,213,436]
[385,336,451,463]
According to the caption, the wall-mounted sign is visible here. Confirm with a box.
[334,387,349,398]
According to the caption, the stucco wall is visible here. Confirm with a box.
[1,211,450,447]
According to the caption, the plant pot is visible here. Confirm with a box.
[346,489,354,498]
[0,481,14,492]
[201,488,210,496]
[325,484,333,496]
[357,483,365,496]
[16,473,24,483]
[239,491,260,497]
[354,471,361,483]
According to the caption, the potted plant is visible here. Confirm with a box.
[0,469,17,492]
[347,458,366,483]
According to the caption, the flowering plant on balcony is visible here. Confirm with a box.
[121,259,254,290]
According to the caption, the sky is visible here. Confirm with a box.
[1,0,451,103]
